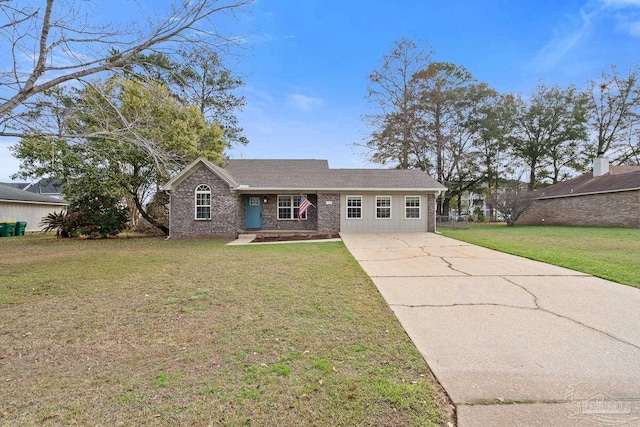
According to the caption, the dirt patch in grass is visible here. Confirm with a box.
[0,235,452,426]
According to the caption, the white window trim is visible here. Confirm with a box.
[375,195,392,220]
[405,195,421,220]
[277,195,307,221]
[346,195,363,220]
[195,184,211,220]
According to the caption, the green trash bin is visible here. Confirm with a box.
[0,222,16,237]
[15,221,27,236]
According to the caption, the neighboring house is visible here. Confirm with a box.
[4,179,64,200]
[518,157,640,228]
[161,157,447,238]
[23,178,64,200]
[0,183,68,232]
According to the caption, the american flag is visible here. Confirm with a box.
[298,195,313,222]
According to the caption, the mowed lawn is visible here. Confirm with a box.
[0,236,450,426]
[441,224,640,288]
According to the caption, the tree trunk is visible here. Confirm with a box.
[131,191,169,236]
[528,159,537,191]
[440,196,451,217]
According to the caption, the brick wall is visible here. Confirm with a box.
[259,194,317,231]
[317,193,340,232]
[169,165,239,238]
[427,194,436,232]
[517,190,640,228]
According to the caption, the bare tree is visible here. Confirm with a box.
[492,186,533,226]
[0,0,252,127]
[587,66,639,159]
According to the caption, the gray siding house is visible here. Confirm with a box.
[0,183,68,232]
[161,158,446,238]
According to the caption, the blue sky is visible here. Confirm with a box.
[1,0,638,181]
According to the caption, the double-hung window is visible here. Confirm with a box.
[277,195,307,220]
[346,196,362,219]
[195,184,211,220]
[376,196,392,219]
[405,196,421,219]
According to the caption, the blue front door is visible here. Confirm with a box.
[245,196,262,229]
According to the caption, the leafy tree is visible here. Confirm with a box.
[364,38,434,169]
[414,63,475,180]
[174,47,247,146]
[412,62,488,215]
[125,48,247,147]
[509,83,589,190]
[469,91,516,220]
[0,0,252,127]
[12,76,225,235]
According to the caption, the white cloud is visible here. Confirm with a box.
[600,0,640,7]
[287,93,323,112]
[533,8,596,71]
[599,0,640,37]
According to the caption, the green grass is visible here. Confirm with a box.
[440,224,640,288]
[0,235,450,426]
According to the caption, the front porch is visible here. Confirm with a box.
[241,193,320,232]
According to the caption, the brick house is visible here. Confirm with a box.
[161,157,447,238]
[518,157,640,228]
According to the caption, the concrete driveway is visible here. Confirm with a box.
[340,232,640,427]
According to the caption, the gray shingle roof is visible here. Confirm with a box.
[223,159,445,190]
[225,159,331,188]
[1,182,30,190]
[0,183,68,204]
[24,178,64,195]
[534,169,640,199]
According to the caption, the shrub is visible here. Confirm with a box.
[41,193,129,239]
[40,210,75,238]
[491,187,533,226]
[68,193,129,238]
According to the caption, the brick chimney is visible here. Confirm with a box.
[592,157,610,177]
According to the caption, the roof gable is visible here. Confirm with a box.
[161,158,238,191]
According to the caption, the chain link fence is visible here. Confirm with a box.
[436,215,470,229]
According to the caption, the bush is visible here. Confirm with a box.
[491,187,533,226]
[40,193,129,238]
[68,193,129,238]
[40,210,75,238]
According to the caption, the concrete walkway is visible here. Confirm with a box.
[340,232,640,427]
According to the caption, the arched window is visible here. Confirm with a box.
[195,184,211,220]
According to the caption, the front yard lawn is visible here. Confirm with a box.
[440,224,640,288]
[0,235,450,426]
